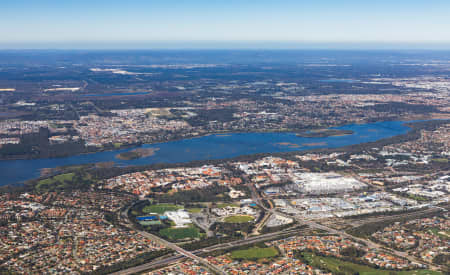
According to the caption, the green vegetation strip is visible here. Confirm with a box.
[36,173,75,190]
[231,247,279,260]
[300,252,441,275]
[431,158,448,163]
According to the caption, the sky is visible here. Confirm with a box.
[1,0,450,49]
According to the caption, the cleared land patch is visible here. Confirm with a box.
[187,208,203,213]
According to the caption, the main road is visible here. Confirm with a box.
[114,203,227,275]
[112,204,308,275]
[135,229,226,275]
[111,226,307,275]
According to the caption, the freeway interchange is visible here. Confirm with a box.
[113,189,447,275]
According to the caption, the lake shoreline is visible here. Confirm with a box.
[0,115,439,162]
[296,129,354,138]
[1,119,448,187]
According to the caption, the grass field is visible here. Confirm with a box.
[139,220,162,226]
[224,215,254,223]
[301,252,441,275]
[231,247,279,260]
[159,226,200,240]
[142,204,182,214]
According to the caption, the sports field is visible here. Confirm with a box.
[142,204,182,214]
[159,226,200,240]
[224,215,254,223]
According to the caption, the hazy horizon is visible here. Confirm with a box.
[1,0,450,50]
[2,41,450,51]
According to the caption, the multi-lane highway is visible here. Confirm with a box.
[111,226,307,275]
[113,189,445,274]
[135,229,226,275]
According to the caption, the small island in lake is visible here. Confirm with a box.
[296,129,354,138]
[275,142,300,148]
[116,148,159,160]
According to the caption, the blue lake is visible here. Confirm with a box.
[0,120,411,186]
